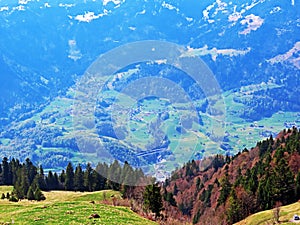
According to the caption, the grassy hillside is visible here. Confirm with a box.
[0,186,157,225]
[235,201,300,225]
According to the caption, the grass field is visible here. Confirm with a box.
[0,186,157,225]
[235,201,300,225]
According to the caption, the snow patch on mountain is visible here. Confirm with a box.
[228,0,265,24]
[203,0,228,22]
[12,5,25,12]
[270,6,281,14]
[58,3,75,9]
[162,1,179,12]
[73,11,108,22]
[0,6,9,12]
[181,45,251,61]
[68,40,82,61]
[102,0,124,6]
[268,42,300,69]
[239,14,264,35]
[19,0,32,5]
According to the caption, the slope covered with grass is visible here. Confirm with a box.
[0,186,157,225]
[235,201,300,225]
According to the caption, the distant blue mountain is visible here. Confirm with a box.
[0,0,299,174]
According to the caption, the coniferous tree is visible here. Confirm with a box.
[59,170,66,189]
[46,171,54,190]
[25,158,37,184]
[95,162,108,190]
[27,186,35,200]
[10,158,20,185]
[120,161,135,197]
[34,187,46,201]
[91,170,101,191]
[1,157,10,185]
[36,165,47,191]
[165,191,176,206]
[29,176,46,201]
[108,160,121,190]
[257,170,275,210]
[120,161,131,184]
[173,183,178,195]
[218,173,231,206]
[273,158,295,204]
[295,171,300,199]
[65,163,74,191]
[46,171,60,190]
[20,166,30,198]
[74,164,84,192]
[13,166,30,199]
[196,177,201,191]
[226,190,242,224]
[53,172,60,190]
[143,183,163,219]
[193,210,201,224]
[84,163,93,192]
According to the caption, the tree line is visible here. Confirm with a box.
[0,158,145,201]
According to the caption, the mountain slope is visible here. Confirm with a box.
[0,0,299,176]
[162,127,300,224]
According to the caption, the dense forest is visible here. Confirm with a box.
[0,159,145,201]
[161,127,300,224]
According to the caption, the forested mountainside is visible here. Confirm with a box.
[161,127,300,224]
[1,127,300,224]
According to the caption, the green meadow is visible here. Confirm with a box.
[0,186,157,225]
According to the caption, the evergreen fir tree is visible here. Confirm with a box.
[295,171,300,199]
[173,183,178,195]
[25,158,37,184]
[59,169,66,187]
[53,172,60,190]
[27,186,35,200]
[226,190,242,224]
[108,160,121,190]
[84,163,93,192]
[143,183,163,219]
[46,171,54,190]
[1,157,10,185]
[74,164,84,192]
[65,163,74,191]
[273,158,295,204]
[10,158,20,185]
[20,166,30,198]
[34,187,46,201]
[193,210,201,224]
[218,174,231,206]
[37,165,47,191]
[91,170,101,191]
